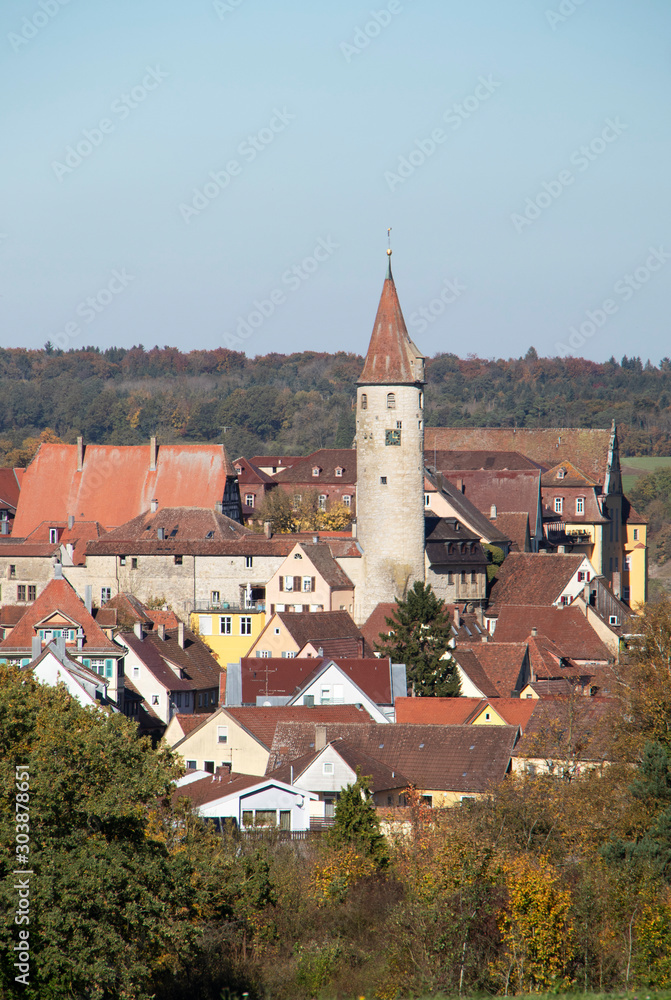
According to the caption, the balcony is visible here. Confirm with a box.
[191,601,266,614]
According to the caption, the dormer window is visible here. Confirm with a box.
[386,392,396,409]
[312,467,321,477]
[557,469,566,479]
[235,466,242,475]
[335,467,344,477]
[49,528,58,544]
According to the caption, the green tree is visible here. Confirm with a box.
[327,769,388,868]
[375,581,459,697]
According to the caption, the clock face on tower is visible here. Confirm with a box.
[385,429,401,446]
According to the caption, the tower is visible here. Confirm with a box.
[355,250,426,623]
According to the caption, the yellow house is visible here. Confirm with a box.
[190,606,265,662]
[623,507,647,609]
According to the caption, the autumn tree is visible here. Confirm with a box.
[375,581,459,696]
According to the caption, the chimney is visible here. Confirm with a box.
[215,501,223,515]
[77,436,84,472]
[490,504,497,519]
[313,535,318,545]
[67,515,75,530]
[133,621,143,641]
[453,608,461,628]
[31,636,41,660]
[456,478,464,493]
[150,436,157,472]
[55,633,66,657]
[531,626,538,638]
[157,623,166,640]
[351,519,357,538]
[481,634,489,643]
[77,628,84,650]
[150,499,158,513]
[263,520,272,539]
[557,544,566,554]
[315,724,327,751]
[317,646,324,658]
[178,622,185,649]
[84,585,92,614]
[54,563,63,579]
[0,521,8,536]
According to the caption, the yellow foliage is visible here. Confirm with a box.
[636,893,671,987]
[311,846,376,905]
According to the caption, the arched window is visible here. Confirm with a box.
[361,393,367,410]
[386,392,396,409]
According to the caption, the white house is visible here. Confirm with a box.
[173,768,316,831]
[25,642,114,710]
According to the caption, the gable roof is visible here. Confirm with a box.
[237,656,396,705]
[395,696,484,725]
[269,739,411,791]
[274,610,364,650]
[513,695,615,762]
[221,704,371,750]
[424,469,510,545]
[488,553,587,607]
[173,771,274,808]
[441,469,542,535]
[541,461,600,488]
[86,506,250,556]
[425,428,613,485]
[361,602,398,652]
[358,259,425,385]
[0,467,22,512]
[0,577,119,654]
[122,626,224,692]
[489,605,612,662]
[293,543,354,589]
[272,449,356,485]
[426,450,539,471]
[268,721,518,793]
[452,643,529,697]
[232,457,277,486]
[13,442,237,535]
[490,512,530,552]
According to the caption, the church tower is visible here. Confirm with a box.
[355,250,426,623]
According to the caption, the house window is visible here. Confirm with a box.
[184,692,190,707]
[49,528,58,544]
[151,694,159,705]
[470,571,476,583]
[342,495,351,507]
[419,391,423,408]
[27,586,36,601]
[198,616,212,636]
[203,761,215,774]
[624,555,632,571]
[385,429,401,446]
[284,576,294,592]
[312,467,320,477]
[175,692,182,708]
[245,555,253,568]
[335,467,343,477]
[557,468,566,479]
[174,555,183,565]
[101,588,111,604]
[257,650,271,658]
[386,392,396,409]
[318,495,327,509]
[302,576,314,592]
[554,497,563,514]
[293,494,302,507]
[421,795,433,807]
[323,762,334,775]
[186,760,196,770]
[220,617,232,635]
[240,616,252,635]
[361,393,367,410]
[245,494,255,507]
[132,666,140,678]
[396,420,402,429]
[623,586,631,602]
[119,556,126,566]
[380,477,387,485]
[17,585,26,601]
[447,572,454,585]
[131,558,138,570]
[577,571,590,582]
[576,496,585,514]
[424,494,431,507]
[9,565,15,578]
[321,686,331,704]
[633,528,639,540]
[282,651,295,658]
[217,726,228,744]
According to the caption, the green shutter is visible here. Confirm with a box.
[82,658,90,668]
[105,659,113,679]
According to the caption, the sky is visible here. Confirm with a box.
[1,0,670,363]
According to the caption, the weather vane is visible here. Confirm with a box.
[387,227,392,256]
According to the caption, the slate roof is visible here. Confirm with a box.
[0,577,119,654]
[489,605,612,661]
[425,428,613,485]
[272,450,357,485]
[268,722,518,793]
[86,507,250,556]
[358,259,425,385]
[221,704,372,750]
[238,656,396,705]
[426,450,539,471]
[13,442,237,535]
[488,553,587,608]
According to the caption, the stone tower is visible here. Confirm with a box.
[354,251,426,624]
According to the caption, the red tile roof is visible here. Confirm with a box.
[395,697,484,725]
[172,713,215,737]
[361,602,398,652]
[443,470,541,535]
[0,468,21,511]
[427,450,539,471]
[13,442,237,535]
[489,552,586,608]
[425,428,612,485]
[173,771,266,808]
[224,704,372,750]
[0,577,119,654]
[274,610,364,651]
[491,512,530,551]
[272,450,356,485]
[86,507,250,556]
[358,260,425,385]
[490,605,612,662]
[239,656,395,705]
[453,643,530,697]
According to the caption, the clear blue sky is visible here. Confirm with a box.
[1,0,669,363]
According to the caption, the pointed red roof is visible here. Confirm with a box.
[358,256,425,385]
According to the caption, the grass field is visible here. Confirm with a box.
[621,455,671,495]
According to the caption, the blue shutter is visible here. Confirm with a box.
[82,658,90,668]
[105,659,113,679]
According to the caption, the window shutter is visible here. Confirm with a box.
[105,659,113,679]
[311,577,316,592]
[83,658,90,668]
[279,576,283,592]
[294,576,301,592]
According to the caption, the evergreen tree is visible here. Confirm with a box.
[327,768,388,867]
[375,581,459,697]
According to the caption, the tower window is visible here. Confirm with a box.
[396,421,402,429]
[386,392,396,409]
[361,394,367,410]
[419,391,423,409]
[380,477,387,485]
